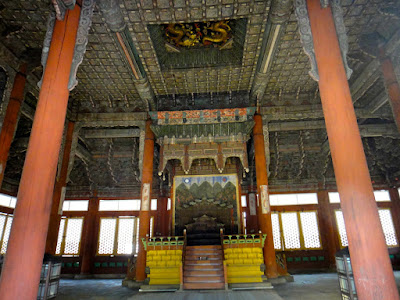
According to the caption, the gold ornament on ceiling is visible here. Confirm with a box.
[164,20,233,50]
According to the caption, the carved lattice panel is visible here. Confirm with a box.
[0,214,6,242]
[117,217,135,255]
[335,210,348,247]
[1,216,13,254]
[55,218,66,255]
[98,218,116,255]
[135,218,140,254]
[281,212,301,250]
[378,209,398,246]
[271,213,282,250]
[64,218,83,255]
[300,212,321,249]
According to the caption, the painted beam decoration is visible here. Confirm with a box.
[150,107,255,125]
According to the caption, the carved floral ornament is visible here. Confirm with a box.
[294,0,352,81]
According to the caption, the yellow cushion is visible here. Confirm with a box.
[166,261,176,267]
[225,259,234,265]
[251,248,262,254]
[238,253,247,259]
[175,250,183,256]
[157,250,167,256]
[253,259,263,264]
[234,259,244,264]
[233,248,242,253]
[224,248,233,254]
[157,261,167,267]
[243,259,253,264]
[147,251,155,256]
[153,255,161,261]
[247,253,257,259]
[147,261,157,267]
[242,248,252,253]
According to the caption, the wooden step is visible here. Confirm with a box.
[184,270,224,277]
[184,276,224,283]
[184,264,223,271]
[185,255,222,260]
[183,282,225,290]
[184,260,222,266]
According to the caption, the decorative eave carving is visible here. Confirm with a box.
[52,0,76,20]
[158,141,250,175]
[294,0,352,81]
[38,0,95,91]
[270,0,293,24]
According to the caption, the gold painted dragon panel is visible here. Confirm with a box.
[163,20,233,49]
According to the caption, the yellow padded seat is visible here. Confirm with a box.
[243,259,253,264]
[233,248,243,253]
[251,248,262,254]
[242,248,252,253]
[225,259,234,265]
[156,250,167,256]
[171,255,180,261]
[238,253,247,259]
[163,255,171,261]
[234,259,244,264]
[166,261,176,267]
[147,261,157,267]
[247,253,257,259]
[252,259,263,264]
[224,248,233,254]
[155,261,165,266]
[152,255,161,261]
[146,256,153,261]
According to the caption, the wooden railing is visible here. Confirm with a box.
[221,233,267,248]
[141,235,185,251]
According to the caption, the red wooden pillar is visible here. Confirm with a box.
[135,120,154,281]
[45,121,75,254]
[158,196,168,236]
[317,190,339,267]
[307,0,399,298]
[80,194,100,274]
[389,188,400,242]
[0,7,80,300]
[379,47,400,132]
[0,64,27,187]
[253,113,278,278]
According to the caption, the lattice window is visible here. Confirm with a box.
[98,218,117,255]
[241,195,247,207]
[378,209,398,246]
[55,218,66,255]
[63,218,83,255]
[0,214,12,254]
[335,209,398,248]
[300,212,321,249]
[335,210,348,247]
[55,217,84,255]
[271,213,282,250]
[117,218,135,255]
[281,212,301,250]
[98,217,142,256]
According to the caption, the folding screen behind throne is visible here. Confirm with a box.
[173,174,240,236]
